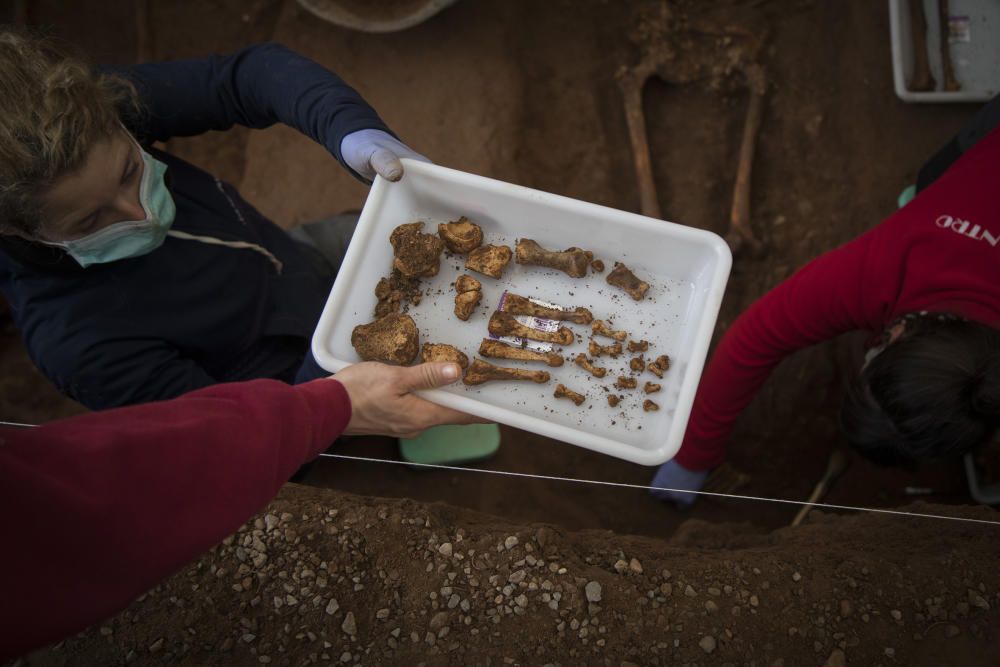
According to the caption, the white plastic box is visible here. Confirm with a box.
[889,0,999,103]
[311,160,731,466]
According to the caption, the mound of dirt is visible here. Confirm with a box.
[25,485,1000,666]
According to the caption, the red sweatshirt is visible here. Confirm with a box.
[674,124,1000,472]
[0,378,350,661]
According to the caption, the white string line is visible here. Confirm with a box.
[317,453,1000,527]
[4,417,995,527]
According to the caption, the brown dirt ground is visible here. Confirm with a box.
[4,0,1000,663]
[22,485,1000,666]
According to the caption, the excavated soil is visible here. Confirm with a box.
[4,0,999,664]
[22,486,1000,666]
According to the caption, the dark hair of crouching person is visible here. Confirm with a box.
[841,315,1000,467]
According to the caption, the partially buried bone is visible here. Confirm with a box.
[606,262,650,300]
[390,222,445,278]
[615,376,638,390]
[351,313,419,365]
[643,399,660,412]
[591,320,628,341]
[421,343,469,369]
[588,340,622,358]
[463,358,550,386]
[503,293,593,325]
[644,382,661,394]
[574,354,608,378]
[554,383,585,406]
[515,239,590,279]
[465,244,513,279]
[479,339,563,367]
[438,216,483,254]
[488,311,574,345]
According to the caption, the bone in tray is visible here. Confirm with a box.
[367,226,691,437]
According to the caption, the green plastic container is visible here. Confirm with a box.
[400,423,501,465]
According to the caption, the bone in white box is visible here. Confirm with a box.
[311,159,731,465]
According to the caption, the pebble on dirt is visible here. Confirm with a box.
[585,581,603,603]
[341,611,356,636]
[699,635,717,654]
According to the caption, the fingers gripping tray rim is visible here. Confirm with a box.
[311,159,731,465]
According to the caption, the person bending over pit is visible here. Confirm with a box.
[0,32,424,409]
[652,95,1000,507]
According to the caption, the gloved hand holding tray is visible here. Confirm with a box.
[311,159,730,465]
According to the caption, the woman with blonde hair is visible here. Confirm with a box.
[0,32,423,408]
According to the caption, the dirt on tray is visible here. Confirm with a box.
[23,485,1000,666]
[3,0,999,664]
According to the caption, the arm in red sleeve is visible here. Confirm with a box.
[0,377,351,661]
[674,233,886,471]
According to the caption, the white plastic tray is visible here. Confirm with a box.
[311,160,731,466]
[889,0,999,103]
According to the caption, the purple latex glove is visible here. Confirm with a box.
[340,129,430,182]
[649,459,709,508]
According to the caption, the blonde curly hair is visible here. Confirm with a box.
[0,30,140,235]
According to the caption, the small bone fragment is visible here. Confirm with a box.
[463,358,550,386]
[479,339,563,367]
[455,274,482,293]
[515,239,590,278]
[643,399,660,412]
[351,313,419,365]
[588,340,622,358]
[488,311,573,345]
[644,382,661,394]
[374,269,420,318]
[421,343,469,369]
[606,262,650,300]
[591,320,628,341]
[465,244,513,279]
[647,355,671,378]
[591,258,605,273]
[615,376,638,390]
[438,216,483,253]
[554,383,586,406]
[574,354,608,378]
[503,293,593,324]
[454,290,482,321]
[630,355,645,372]
[607,394,621,408]
[627,339,649,353]
[390,222,445,278]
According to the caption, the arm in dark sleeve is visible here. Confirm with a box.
[917,93,1000,190]
[673,233,884,471]
[104,42,393,175]
[51,340,219,410]
[0,378,351,661]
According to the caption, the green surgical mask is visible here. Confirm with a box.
[47,143,176,268]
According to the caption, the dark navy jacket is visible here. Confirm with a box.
[0,43,391,410]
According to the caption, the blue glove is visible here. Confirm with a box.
[340,129,430,182]
[649,460,708,508]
